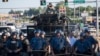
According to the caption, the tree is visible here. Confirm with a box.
[9,10,15,14]
[9,10,23,15]
[66,7,74,16]
[24,10,28,16]
[23,8,39,16]
[76,6,85,13]
[86,6,93,13]
[14,11,23,14]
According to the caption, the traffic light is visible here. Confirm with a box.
[40,0,46,6]
[65,0,68,5]
[2,0,8,2]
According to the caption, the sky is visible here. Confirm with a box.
[0,0,99,13]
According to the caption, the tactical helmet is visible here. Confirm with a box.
[40,31,46,35]
[11,32,18,37]
[19,32,24,37]
[34,29,41,34]
[55,29,64,35]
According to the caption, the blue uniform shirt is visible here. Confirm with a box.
[30,37,47,50]
[6,39,22,51]
[50,37,68,51]
[74,39,91,53]
[85,36,98,46]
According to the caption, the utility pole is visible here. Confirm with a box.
[96,0,99,37]
[74,3,76,19]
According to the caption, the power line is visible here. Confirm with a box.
[0,1,100,9]
[0,7,35,9]
[48,1,100,3]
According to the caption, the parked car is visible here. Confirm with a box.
[0,26,16,36]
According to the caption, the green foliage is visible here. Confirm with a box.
[9,10,23,14]
[76,6,85,12]
[8,1,94,18]
[86,6,93,13]
[23,8,39,16]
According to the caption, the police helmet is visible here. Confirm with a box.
[48,3,52,7]
[6,32,11,37]
[1,32,7,37]
[34,29,41,34]
[80,32,85,37]
[84,29,90,33]
[41,31,46,35]
[55,29,64,35]
[19,32,24,37]
[11,32,18,37]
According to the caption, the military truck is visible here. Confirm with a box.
[27,13,74,41]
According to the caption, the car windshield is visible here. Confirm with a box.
[21,29,27,33]
[0,27,11,32]
[7,23,14,26]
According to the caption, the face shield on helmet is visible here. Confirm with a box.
[11,32,18,39]
[55,29,64,36]
[40,31,46,35]
[34,29,41,37]
[19,32,25,40]
[1,32,8,39]
[6,32,11,37]
[40,31,46,38]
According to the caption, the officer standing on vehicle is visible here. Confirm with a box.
[46,3,56,14]
[50,29,70,56]
[30,30,47,56]
[5,32,22,56]
[19,33,30,56]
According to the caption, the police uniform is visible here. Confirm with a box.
[84,30,98,53]
[50,37,69,54]
[0,32,9,56]
[30,30,47,56]
[74,40,91,54]
[85,36,98,46]
[0,39,4,56]
[50,30,69,55]
[30,37,47,50]
[19,33,30,52]
[85,36,98,55]
[73,34,91,56]
[6,32,22,56]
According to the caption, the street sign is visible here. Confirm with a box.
[74,0,85,4]
[65,0,68,6]
[40,0,46,6]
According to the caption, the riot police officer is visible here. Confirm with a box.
[46,3,56,14]
[19,33,30,56]
[40,31,46,39]
[6,32,22,56]
[73,33,92,56]
[50,29,70,56]
[30,30,47,56]
[84,30,98,55]
[0,32,9,56]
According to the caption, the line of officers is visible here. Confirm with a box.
[0,29,98,56]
